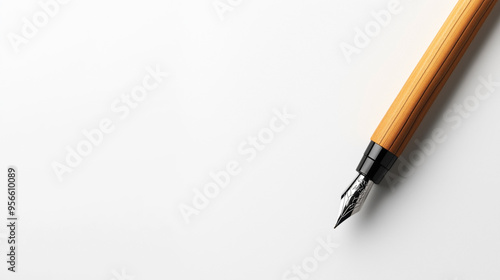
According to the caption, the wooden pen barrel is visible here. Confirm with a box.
[371,0,497,156]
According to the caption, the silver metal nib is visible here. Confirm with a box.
[334,174,373,229]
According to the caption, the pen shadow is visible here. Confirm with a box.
[358,4,500,227]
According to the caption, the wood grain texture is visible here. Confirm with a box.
[371,0,497,156]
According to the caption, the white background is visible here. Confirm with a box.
[1,0,500,279]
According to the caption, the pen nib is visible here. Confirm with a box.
[334,174,373,229]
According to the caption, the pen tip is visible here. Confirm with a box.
[334,174,373,229]
[334,210,349,229]
[333,216,346,229]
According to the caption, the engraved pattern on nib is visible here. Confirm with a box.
[334,174,373,228]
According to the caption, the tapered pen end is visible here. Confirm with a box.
[334,174,373,229]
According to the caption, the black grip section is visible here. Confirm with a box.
[356,141,398,184]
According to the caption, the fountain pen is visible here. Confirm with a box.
[335,0,497,228]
